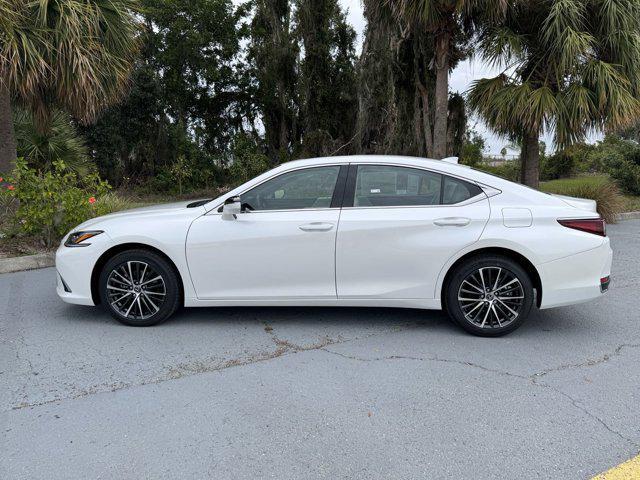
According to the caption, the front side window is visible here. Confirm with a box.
[354,165,442,207]
[241,166,340,211]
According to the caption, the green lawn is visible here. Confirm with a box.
[540,174,611,192]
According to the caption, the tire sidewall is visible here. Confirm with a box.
[446,255,534,337]
[99,250,180,327]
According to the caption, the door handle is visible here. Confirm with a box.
[299,222,335,232]
[433,217,471,227]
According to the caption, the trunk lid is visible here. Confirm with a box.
[550,194,598,214]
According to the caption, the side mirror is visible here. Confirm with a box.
[222,196,241,220]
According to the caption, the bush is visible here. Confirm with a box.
[541,150,575,180]
[228,133,270,185]
[93,192,152,213]
[609,158,640,195]
[601,139,640,195]
[540,138,640,195]
[540,176,624,223]
[0,159,111,247]
[475,161,520,182]
[459,129,486,167]
[585,137,635,174]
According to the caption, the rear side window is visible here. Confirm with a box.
[354,165,441,207]
[352,165,483,207]
[442,176,483,204]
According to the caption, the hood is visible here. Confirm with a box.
[550,194,598,214]
[73,200,207,231]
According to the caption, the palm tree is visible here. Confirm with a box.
[468,0,640,188]
[387,0,508,159]
[14,108,95,177]
[0,0,140,173]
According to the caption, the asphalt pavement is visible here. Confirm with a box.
[1,220,639,479]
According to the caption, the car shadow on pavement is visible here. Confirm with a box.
[58,301,594,339]
[61,302,460,330]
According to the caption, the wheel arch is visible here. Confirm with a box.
[440,247,543,310]
[91,243,185,306]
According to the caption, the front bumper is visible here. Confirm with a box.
[55,233,113,306]
[537,238,613,309]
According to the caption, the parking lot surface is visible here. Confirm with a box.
[2,220,639,479]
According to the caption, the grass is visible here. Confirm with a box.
[622,194,640,212]
[540,175,630,223]
[94,188,223,215]
[541,175,640,213]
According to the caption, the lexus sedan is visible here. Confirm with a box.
[56,155,612,336]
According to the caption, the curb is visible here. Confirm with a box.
[616,211,640,221]
[0,252,55,274]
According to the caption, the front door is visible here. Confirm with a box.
[186,165,345,300]
[336,164,490,299]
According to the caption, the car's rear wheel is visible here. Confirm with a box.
[99,249,180,326]
[445,255,534,337]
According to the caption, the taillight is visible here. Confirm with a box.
[558,218,606,237]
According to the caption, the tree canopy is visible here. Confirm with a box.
[3,0,640,191]
[468,0,640,187]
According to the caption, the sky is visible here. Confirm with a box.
[337,0,598,155]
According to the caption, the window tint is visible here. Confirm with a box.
[442,176,483,204]
[241,166,340,211]
[354,165,441,207]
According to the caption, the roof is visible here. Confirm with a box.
[206,154,551,211]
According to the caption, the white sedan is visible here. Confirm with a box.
[56,155,612,336]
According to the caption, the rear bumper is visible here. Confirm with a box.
[537,239,613,309]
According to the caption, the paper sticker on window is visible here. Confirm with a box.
[370,188,381,194]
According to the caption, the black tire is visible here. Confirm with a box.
[99,249,181,326]
[445,255,534,337]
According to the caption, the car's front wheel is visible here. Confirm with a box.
[99,249,181,326]
[445,255,534,337]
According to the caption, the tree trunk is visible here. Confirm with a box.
[0,83,17,174]
[415,76,433,157]
[432,31,450,159]
[521,131,540,188]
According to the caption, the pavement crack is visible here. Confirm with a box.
[530,343,640,380]
[8,323,418,412]
[321,349,528,380]
[531,377,640,449]
[322,347,640,449]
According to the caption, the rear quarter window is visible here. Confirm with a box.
[442,176,483,204]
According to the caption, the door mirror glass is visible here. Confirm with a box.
[222,196,242,220]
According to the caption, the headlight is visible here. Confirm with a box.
[64,230,103,247]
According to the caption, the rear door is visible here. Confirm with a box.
[336,164,490,299]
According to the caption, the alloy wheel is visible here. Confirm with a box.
[457,266,525,329]
[106,260,167,320]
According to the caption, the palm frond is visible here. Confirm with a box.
[471,0,640,154]
[14,107,96,177]
[1,0,141,128]
[478,26,525,68]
